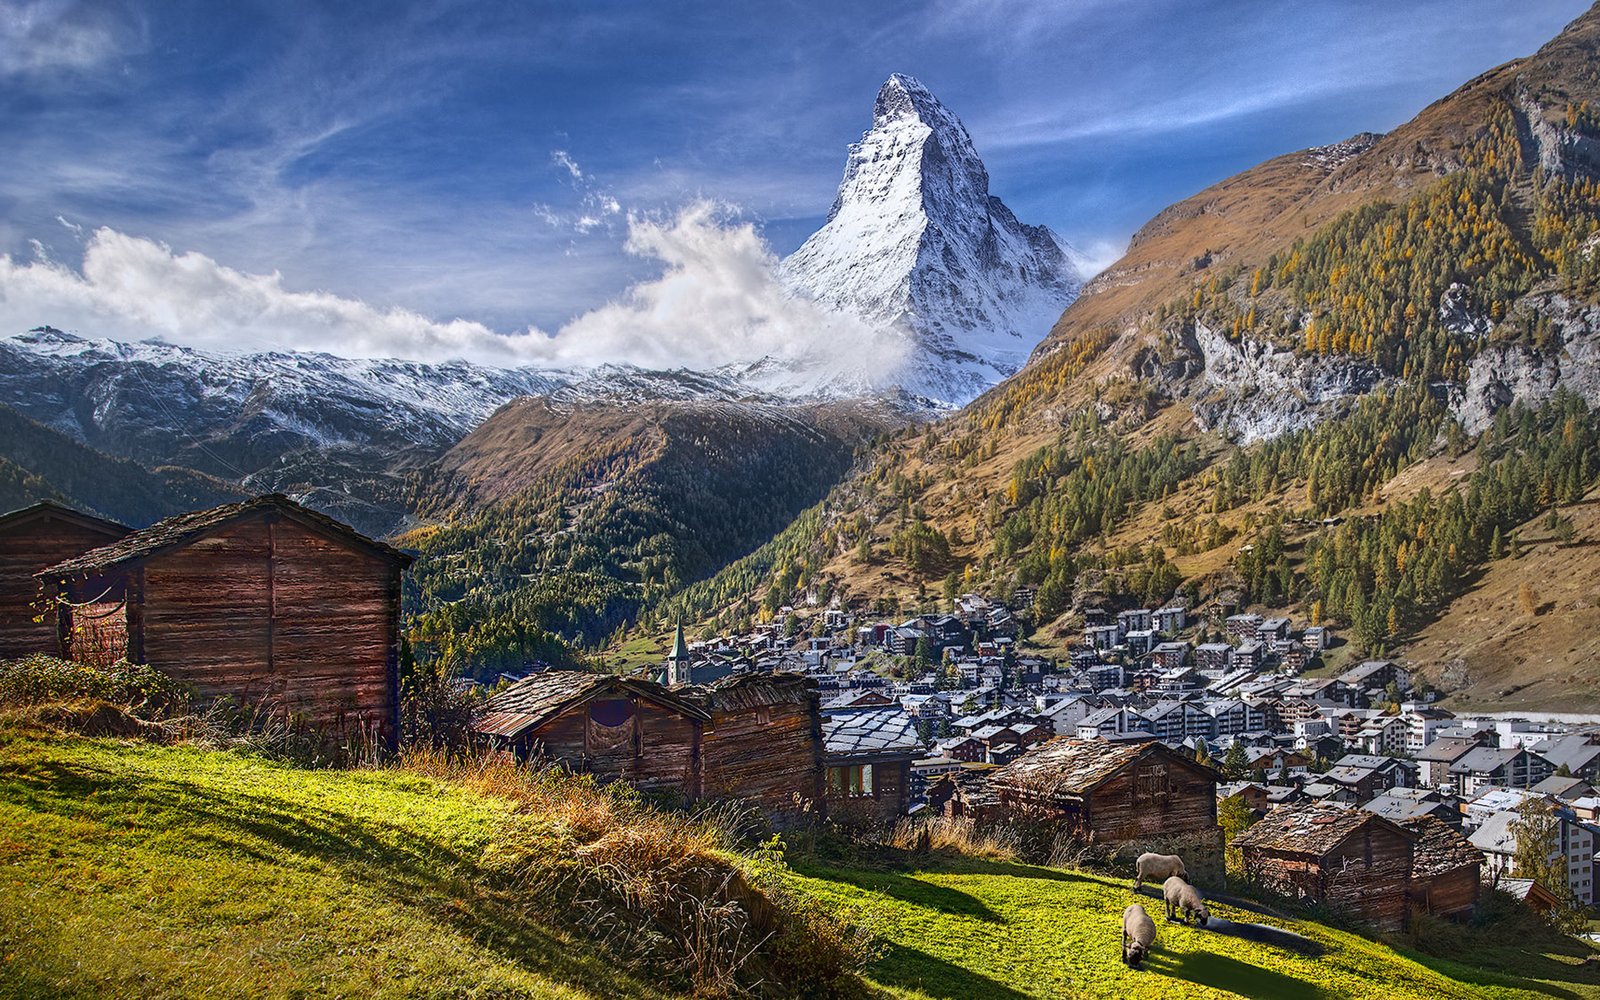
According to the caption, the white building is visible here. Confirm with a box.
[1471,804,1598,906]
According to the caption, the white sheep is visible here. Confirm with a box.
[1163,874,1211,926]
[1133,851,1187,890]
[1122,903,1157,968]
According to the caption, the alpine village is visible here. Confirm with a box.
[13,5,1600,1000]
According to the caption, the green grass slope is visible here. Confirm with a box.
[793,859,1599,1000]
[2,730,1595,1000]
[0,732,665,1000]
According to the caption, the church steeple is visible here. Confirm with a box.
[671,620,689,662]
[665,619,691,686]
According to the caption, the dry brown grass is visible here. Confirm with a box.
[884,814,1021,862]
[400,748,875,998]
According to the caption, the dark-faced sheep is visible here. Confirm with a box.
[1163,875,1210,926]
[1122,903,1156,968]
[1134,852,1186,890]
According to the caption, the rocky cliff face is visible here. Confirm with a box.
[1453,292,1600,433]
[782,74,1085,405]
[1184,324,1387,444]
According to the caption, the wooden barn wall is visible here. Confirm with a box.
[827,760,909,826]
[1240,848,1326,906]
[1083,761,1217,842]
[992,787,1088,828]
[1412,866,1480,919]
[1323,827,1414,933]
[1243,830,1415,933]
[267,518,396,736]
[0,519,124,658]
[138,519,272,701]
[992,757,1216,844]
[702,700,821,823]
[138,516,398,740]
[521,696,702,795]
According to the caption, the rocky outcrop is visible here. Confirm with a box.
[1178,322,1385,444]
[1453,292,1600,432]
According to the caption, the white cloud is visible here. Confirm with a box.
[1073,238,1126,279]
[0,206,908,391]
[0,227,546,364]
[552,201,904,383]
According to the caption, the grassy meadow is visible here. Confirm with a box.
[4,721,1600,999]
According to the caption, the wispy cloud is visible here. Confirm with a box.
[551,149,585,180]
[534,149,626,237]
[0,0,142,76]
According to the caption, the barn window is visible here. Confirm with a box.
[827,764,874,797]
[1133,764,1169,806]
[588,698,638,755]
[755,707,772,725]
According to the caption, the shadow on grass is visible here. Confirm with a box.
[868,942,1033,1000]
[1201,918,1326,958]
[799,863,1005,923]
[0,751,662,997]
[1145,950,1326,1000]
[1402,949,1592,999]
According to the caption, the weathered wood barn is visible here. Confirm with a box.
[1233,801,1416,933]
[0,501,129,659]
[35,494,411,745]
[821,708,924,824]
[693,673,824,824]
[1406,815,1483,920]
[985,738,1219,844]
[477,671,711,794]
[477,669,826,819]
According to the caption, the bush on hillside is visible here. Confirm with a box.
[397,638,481,754]
[0,654,192,718]
[0,655,379,767]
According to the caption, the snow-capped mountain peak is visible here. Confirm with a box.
[783,74,1084,405]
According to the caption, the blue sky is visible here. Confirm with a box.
[0,0,1591,363]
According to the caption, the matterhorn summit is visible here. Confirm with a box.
[782,73,1086,405]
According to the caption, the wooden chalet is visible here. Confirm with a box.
[1405,816,1483,920]
[1497,877,1564,914]
[36,494,411,745]
[821,708,924,824]
[1233,801,1416,932]
[478,670,827,819]
[478,671,710,793]
[985,738,1219,844]
[0,500,130,659]
[693,673,824,825]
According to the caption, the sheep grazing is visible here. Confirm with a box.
[1122,903,1157,968]
[1133,852,1187,890]
[1163,875,1211,927]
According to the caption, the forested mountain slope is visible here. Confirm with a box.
[400,390,903,675]
[0,403,242,526]
[656,4,1600,708]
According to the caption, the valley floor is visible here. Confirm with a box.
[2,730,1596,999]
